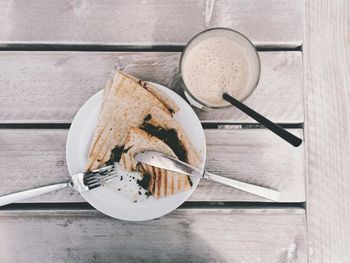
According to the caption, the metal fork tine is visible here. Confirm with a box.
[97,173,119,183]
[84,171,117,181]
[85,175,115,184]
[87,175,118,188]
[84,170,118,178]
[84,176,103,182]
[84,171,119,189]
[85,179,100,185]
[99,173,118,183]
[89,165,114,174]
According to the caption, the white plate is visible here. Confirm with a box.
[66,82,206,221]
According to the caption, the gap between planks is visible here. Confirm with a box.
[0,202,305,212]
[0,43,302,52]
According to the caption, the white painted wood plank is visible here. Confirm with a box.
[304,0,350,262]
[0,51,303,123]
[0,208,307,263]
[193,129,305,202]
[0,0,303,47]
[0,129,305,203]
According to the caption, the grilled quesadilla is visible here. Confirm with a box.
[86,70,199,199]
[120,128,192,198]
[86,71,178,171]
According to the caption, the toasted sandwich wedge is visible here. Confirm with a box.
[118,72,179,114]
[120,128,191,198]
[86,71,178,171]
[141,106,200,166]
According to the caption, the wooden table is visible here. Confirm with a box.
[0,1,349,262]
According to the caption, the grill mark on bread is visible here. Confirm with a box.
[178,174,182,192]
[170,175,174,196]
[150,165,157,196]
[161,169,166,197]
[158,169,162,197]
[149,170,155,193]
[155,169,161,198]
[164,170,168,196]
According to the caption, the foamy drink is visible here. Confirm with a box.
[181,28,260,107]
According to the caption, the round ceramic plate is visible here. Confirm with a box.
[66,82,206,221]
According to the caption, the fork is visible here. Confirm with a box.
[0,165,118,207]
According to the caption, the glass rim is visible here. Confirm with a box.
[179,27,261,109]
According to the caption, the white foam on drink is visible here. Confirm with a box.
[182,32,259,107]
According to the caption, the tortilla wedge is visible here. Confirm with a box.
[118,71,179,114]
[141,106,200,166]
[120,128,191,198]
[86,71,178,171]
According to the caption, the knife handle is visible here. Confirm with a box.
[203,171,280,202]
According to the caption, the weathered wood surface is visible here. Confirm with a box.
[0,129,305,203]
[0,1,307,261]
[0,51,303,124]
[305,0,350,262]
[0,208,307,263]
[0,0,302,48]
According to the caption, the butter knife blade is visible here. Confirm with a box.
[135,151,280,202]
[135,151,204,178]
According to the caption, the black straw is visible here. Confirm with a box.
[223,93,302,147]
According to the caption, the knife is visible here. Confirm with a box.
[135,151,280,202]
